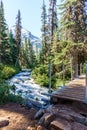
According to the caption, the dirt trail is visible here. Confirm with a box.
[0,103,37,130]
[0,75,86,130]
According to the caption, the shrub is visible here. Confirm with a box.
[32,65,49,87]
[35,74,49,86]
[0,83,22,104]
[1,65,20,79]
[0,63,4,70]
[0,64,21,104]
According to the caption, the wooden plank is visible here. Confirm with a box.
[56,94,85,97]
[53,95,84,101]
[53,94,84,100]
[57,90,85,94]
[54,91,85,96]
[55,89,85,95]
[52,75,86,103]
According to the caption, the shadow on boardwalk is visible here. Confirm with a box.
[51,75,86,103]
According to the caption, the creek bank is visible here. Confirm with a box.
[8,69,50,108]
[33,102,87,130]
[7,70,87,130]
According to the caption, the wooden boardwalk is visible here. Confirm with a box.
[51,75,87,103]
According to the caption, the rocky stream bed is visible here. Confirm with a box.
[2,70,87,130]
[8,69,50,108]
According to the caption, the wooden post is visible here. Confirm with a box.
[76,64,78,78]
[70,57,73,80]
[62,63,65,86]
[85,62,87,99]
[48,61,52,93]
[80,63,82,75]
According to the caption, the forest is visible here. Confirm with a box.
[0,0,87,104]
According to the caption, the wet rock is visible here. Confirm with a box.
[34,109,45,119]
[47,105,73,122]
[47,105,85,123]
[51,96,58,104]
[38,113,55,127]
[56,112,73,122]
[70,114,86,125]
[0,119,9,128]
[50,118,71,130]
[71,122,87,130]
[27,126,36,130]
[36,125,44,130]
[27,125,44,130]
[84,118,87,125]
[47,105,59,114]
[58,109,83,122]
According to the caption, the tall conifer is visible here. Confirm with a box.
[48,0,58,57]
[9,30,17,64]
[0,0,10,64]
[15,10,22,65]
[60,0,87,78]
[41,0,48,63]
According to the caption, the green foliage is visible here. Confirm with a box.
[60,0,86,43]
[0,63,4,70]
[34,73,49,86]
[0,82,22,104]
[32,64,49,86]
[0,64,20,79]
[0,83,10,104]
[21,38,36,69]
[15,10,22,66]
[0,1,11,64]
[32,64,64,88]
[9,30,18,65]
[6,94,22,104]
[41,0,48,63]
[0,63,22,104]
[54,79,64,89]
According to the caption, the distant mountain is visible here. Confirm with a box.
[11,26,42,51]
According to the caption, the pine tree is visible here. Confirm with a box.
[60,0,86,43]
[52,30,59,54]
[48,0,58,58]
[41,0,48,63]
[22,38,36,68]
[60,0,87,78]
[35,43,40,64]
[15,10,22,66]
[0,0,10,64]
[73,0,86,43]
[9,30,17,65]
[48,0,58,41]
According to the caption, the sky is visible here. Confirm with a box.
[2,0,60,38]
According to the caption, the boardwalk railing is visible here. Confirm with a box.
[50,62,87,103]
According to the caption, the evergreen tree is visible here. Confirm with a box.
[22,38,36,68]
[60,0,87,78]
[0,0,10,64]
[28,38,36,67]
[15,10,22,66]
[48,0,58,41]
[41,0,48,63]
[48,0,58,57]
[52,30,59,54]
[35,43,40,64]
[60,0,86,43]
[9,30,17,65]
[73,0,86,43]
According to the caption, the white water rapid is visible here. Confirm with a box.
[8,69,50,108]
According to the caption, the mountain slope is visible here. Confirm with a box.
[11,26,42,50]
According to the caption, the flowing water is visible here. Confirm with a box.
[8,69,50,108]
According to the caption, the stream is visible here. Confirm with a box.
[8,69,50,108]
